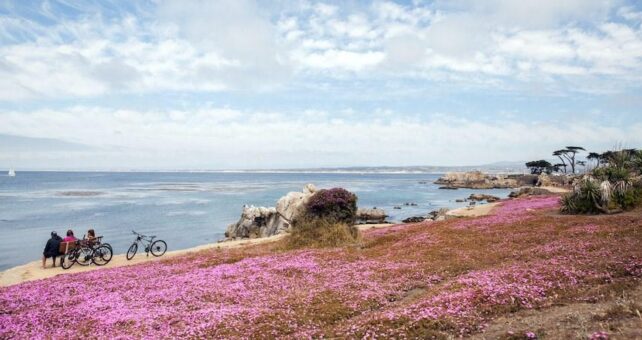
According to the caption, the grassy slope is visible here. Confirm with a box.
[0,196,640,339]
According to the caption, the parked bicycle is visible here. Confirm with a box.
[126,231,167,260]
[61,236,113,269]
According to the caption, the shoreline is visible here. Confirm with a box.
[0,190,564,288]
[0,223,395,287]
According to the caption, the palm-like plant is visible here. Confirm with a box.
[560,147,641,215]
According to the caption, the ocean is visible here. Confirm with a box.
[0,171,512,270]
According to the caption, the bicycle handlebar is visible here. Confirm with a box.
[132,230,155,239]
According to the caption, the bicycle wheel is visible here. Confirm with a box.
[76,247,94,266]
[102,242,113,253]
[61,251,76,270]
[150,240,167,257]
[126,243,138,260]
[92,245,113,266]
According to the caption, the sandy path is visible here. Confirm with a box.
[446,202,500,217]
[0,235,287,287]
[0,224,398,287]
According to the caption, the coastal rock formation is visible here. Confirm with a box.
[402,208,450,224]
[356,208,388,224]
[509,187,556,198]
[402,216,425,223]
[435,171,520,189]
[435,171,543,189]
[536,173,553,187]
[468,193,500,203]
[225,184,318,239]
[430,208,450,221]
[537,173,572,187]
[276,184,317,222]
[224,206,285,239]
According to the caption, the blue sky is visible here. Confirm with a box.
[1,0,642,170]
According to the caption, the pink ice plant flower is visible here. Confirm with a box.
[1,195,640,339]
[453,196,559,230]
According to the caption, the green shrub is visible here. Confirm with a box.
[593,166,630,182]
[561,176,642,214]
[613,186,642,210]
[305,188,358,224]
[283,215,360,249]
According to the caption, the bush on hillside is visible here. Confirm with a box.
[561,149,642,214]
[305,188,358,224]
[283,187,360,249]
[283,215,360,249]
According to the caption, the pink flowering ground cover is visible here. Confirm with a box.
[1,195,641,339]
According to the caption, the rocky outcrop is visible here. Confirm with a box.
[225,184,318,240]
[535,173,553,187]
[435,171,571,190]
[223,206,286,239]
[356,208,388,224]
[402,216,425,223]
[468,193,500,203]
[429,208,451,221]
[276,184,317,222]
[536,173,572,187]
[403,208,450,224]
[508,187,556,198]
[435,171,519,189]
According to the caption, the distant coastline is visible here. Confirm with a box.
[0,163,529,174]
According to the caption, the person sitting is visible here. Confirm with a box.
[63,229,77,243]
[87,229,96,240]
[42,231,62,268]
[86,228,99,246]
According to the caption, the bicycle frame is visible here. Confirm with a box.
[131,231,156,253]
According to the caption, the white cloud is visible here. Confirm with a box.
[2,106,641,169]
[1,1,642,100]
[292,49,385,72]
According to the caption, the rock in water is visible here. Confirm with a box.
[225,184,318,239]
[468,193,501,202]
[356,208,388,224]
[402,216,426,223]
[427,208,450,220]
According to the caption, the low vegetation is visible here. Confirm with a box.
[526,146,642,214]
[284,215,360,250]
[1,195,640,338]
[284,187,360,249]
[561,149,642,214]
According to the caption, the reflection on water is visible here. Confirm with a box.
[0,171,512,270]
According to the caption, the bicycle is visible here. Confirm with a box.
[61,236,113,269]
[126,231,167,260]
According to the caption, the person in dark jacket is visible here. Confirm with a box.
[42,231,62,268]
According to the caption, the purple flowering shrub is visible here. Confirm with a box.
[304,187,358,224]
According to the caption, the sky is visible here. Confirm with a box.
[1,0,642,170]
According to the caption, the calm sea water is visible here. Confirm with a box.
[0,171,512,270]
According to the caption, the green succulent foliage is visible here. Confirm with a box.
[561,147,642,214]
[613,184,642,210]
[561,177,605,214]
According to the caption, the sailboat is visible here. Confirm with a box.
[8,168,15,177]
